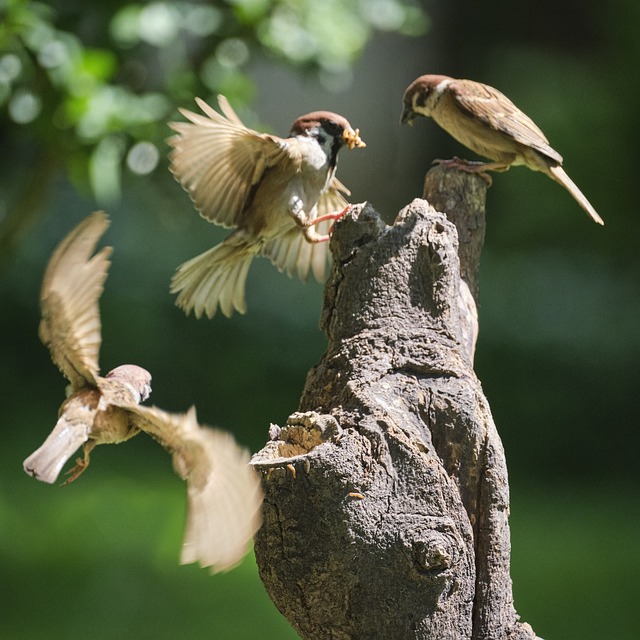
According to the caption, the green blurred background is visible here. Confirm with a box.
[1,0,638,638]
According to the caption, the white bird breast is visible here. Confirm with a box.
[284,135,333,226]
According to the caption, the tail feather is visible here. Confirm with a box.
[171,241,255,319]
[23,417,90,484]
[262,218,331,282]
[547,165,604,225]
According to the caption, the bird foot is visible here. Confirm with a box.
[61,457,90,485]
[432,156,510,186]
[312,204,352,226]
[61,441,95,486]
[304,205,352,243]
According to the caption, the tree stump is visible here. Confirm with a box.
[251,165,539,640]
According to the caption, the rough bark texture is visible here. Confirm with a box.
[252,165,539,640]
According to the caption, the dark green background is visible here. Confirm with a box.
[1,1,638,638]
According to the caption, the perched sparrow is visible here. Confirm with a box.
[24,212,262,572]
[401,74,604,225]
[168,96,366,319]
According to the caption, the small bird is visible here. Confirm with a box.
[401,74,604,225]
[168,96,366,319]
[23,212,149,484]
[24,212,263,572]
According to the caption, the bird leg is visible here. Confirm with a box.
[62,440,96,486]
[302,205,352,243]
[432,156,511,186]
[312,205,352,227]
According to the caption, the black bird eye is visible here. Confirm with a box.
[322,120,341,137]
[417,90,430,107]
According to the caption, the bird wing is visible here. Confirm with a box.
[261,177,349,282]
[125,404,263,573]
[168,96,291,229]
[451,79,563,164]
[39,211,112,391]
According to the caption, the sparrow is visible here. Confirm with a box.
[23,211,149,484]
[24,211,263,572]
[401,74,604,225]
[168,95,366,319]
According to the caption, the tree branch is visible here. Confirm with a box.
[252,165,539,640]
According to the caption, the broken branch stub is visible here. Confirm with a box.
[252,166,538,640]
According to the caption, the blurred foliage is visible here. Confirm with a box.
[0,0,427,210]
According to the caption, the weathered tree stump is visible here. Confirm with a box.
[251,165,539,640]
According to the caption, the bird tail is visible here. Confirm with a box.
[547,165,604,225]
[171,237,256,319]
[23,417,90,484]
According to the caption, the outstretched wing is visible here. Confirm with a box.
[168,96,291,229]
[451,79,563,164]
[39,211,111,391]
[262,176,350,282]
[126,404,263,573]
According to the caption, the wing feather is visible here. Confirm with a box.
[169,96,290,229]
[39,212,111,390]
[126,404,263,573]
[451,79,563,164]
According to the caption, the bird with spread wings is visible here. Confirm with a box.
[23,211,262,572]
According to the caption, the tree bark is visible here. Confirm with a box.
[252,165,539,640]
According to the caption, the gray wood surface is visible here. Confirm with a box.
[252,165,540,640]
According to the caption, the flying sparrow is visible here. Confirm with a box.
[24,211,263,572]
[401,74,603,225]
[23,212,149,484]
[168,96,366,319]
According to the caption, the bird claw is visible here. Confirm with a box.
[303,228,330,243]
[432,156,511,186]
[61,441,95,486]
[312,204,351,226]
[304,205,352,243]
[61,457,90,485]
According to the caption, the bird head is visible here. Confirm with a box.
[401,74,453,125]
[290,111,366,153]
[105,364,152,402]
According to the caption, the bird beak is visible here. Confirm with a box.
[342,128,366,149]
[400,106,414,126]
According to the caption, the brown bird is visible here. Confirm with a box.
[23,212,150,484]
[23,212,263,572]
[168,96,366,319]
[401,74,603,225]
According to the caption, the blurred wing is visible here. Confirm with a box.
[168,96,290,229]
[262,181,349,282]
[451,79,563,163]
[127,405,263,573]
[317,179,350,218]
[328,175,351,198]
[39,211,112,391]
